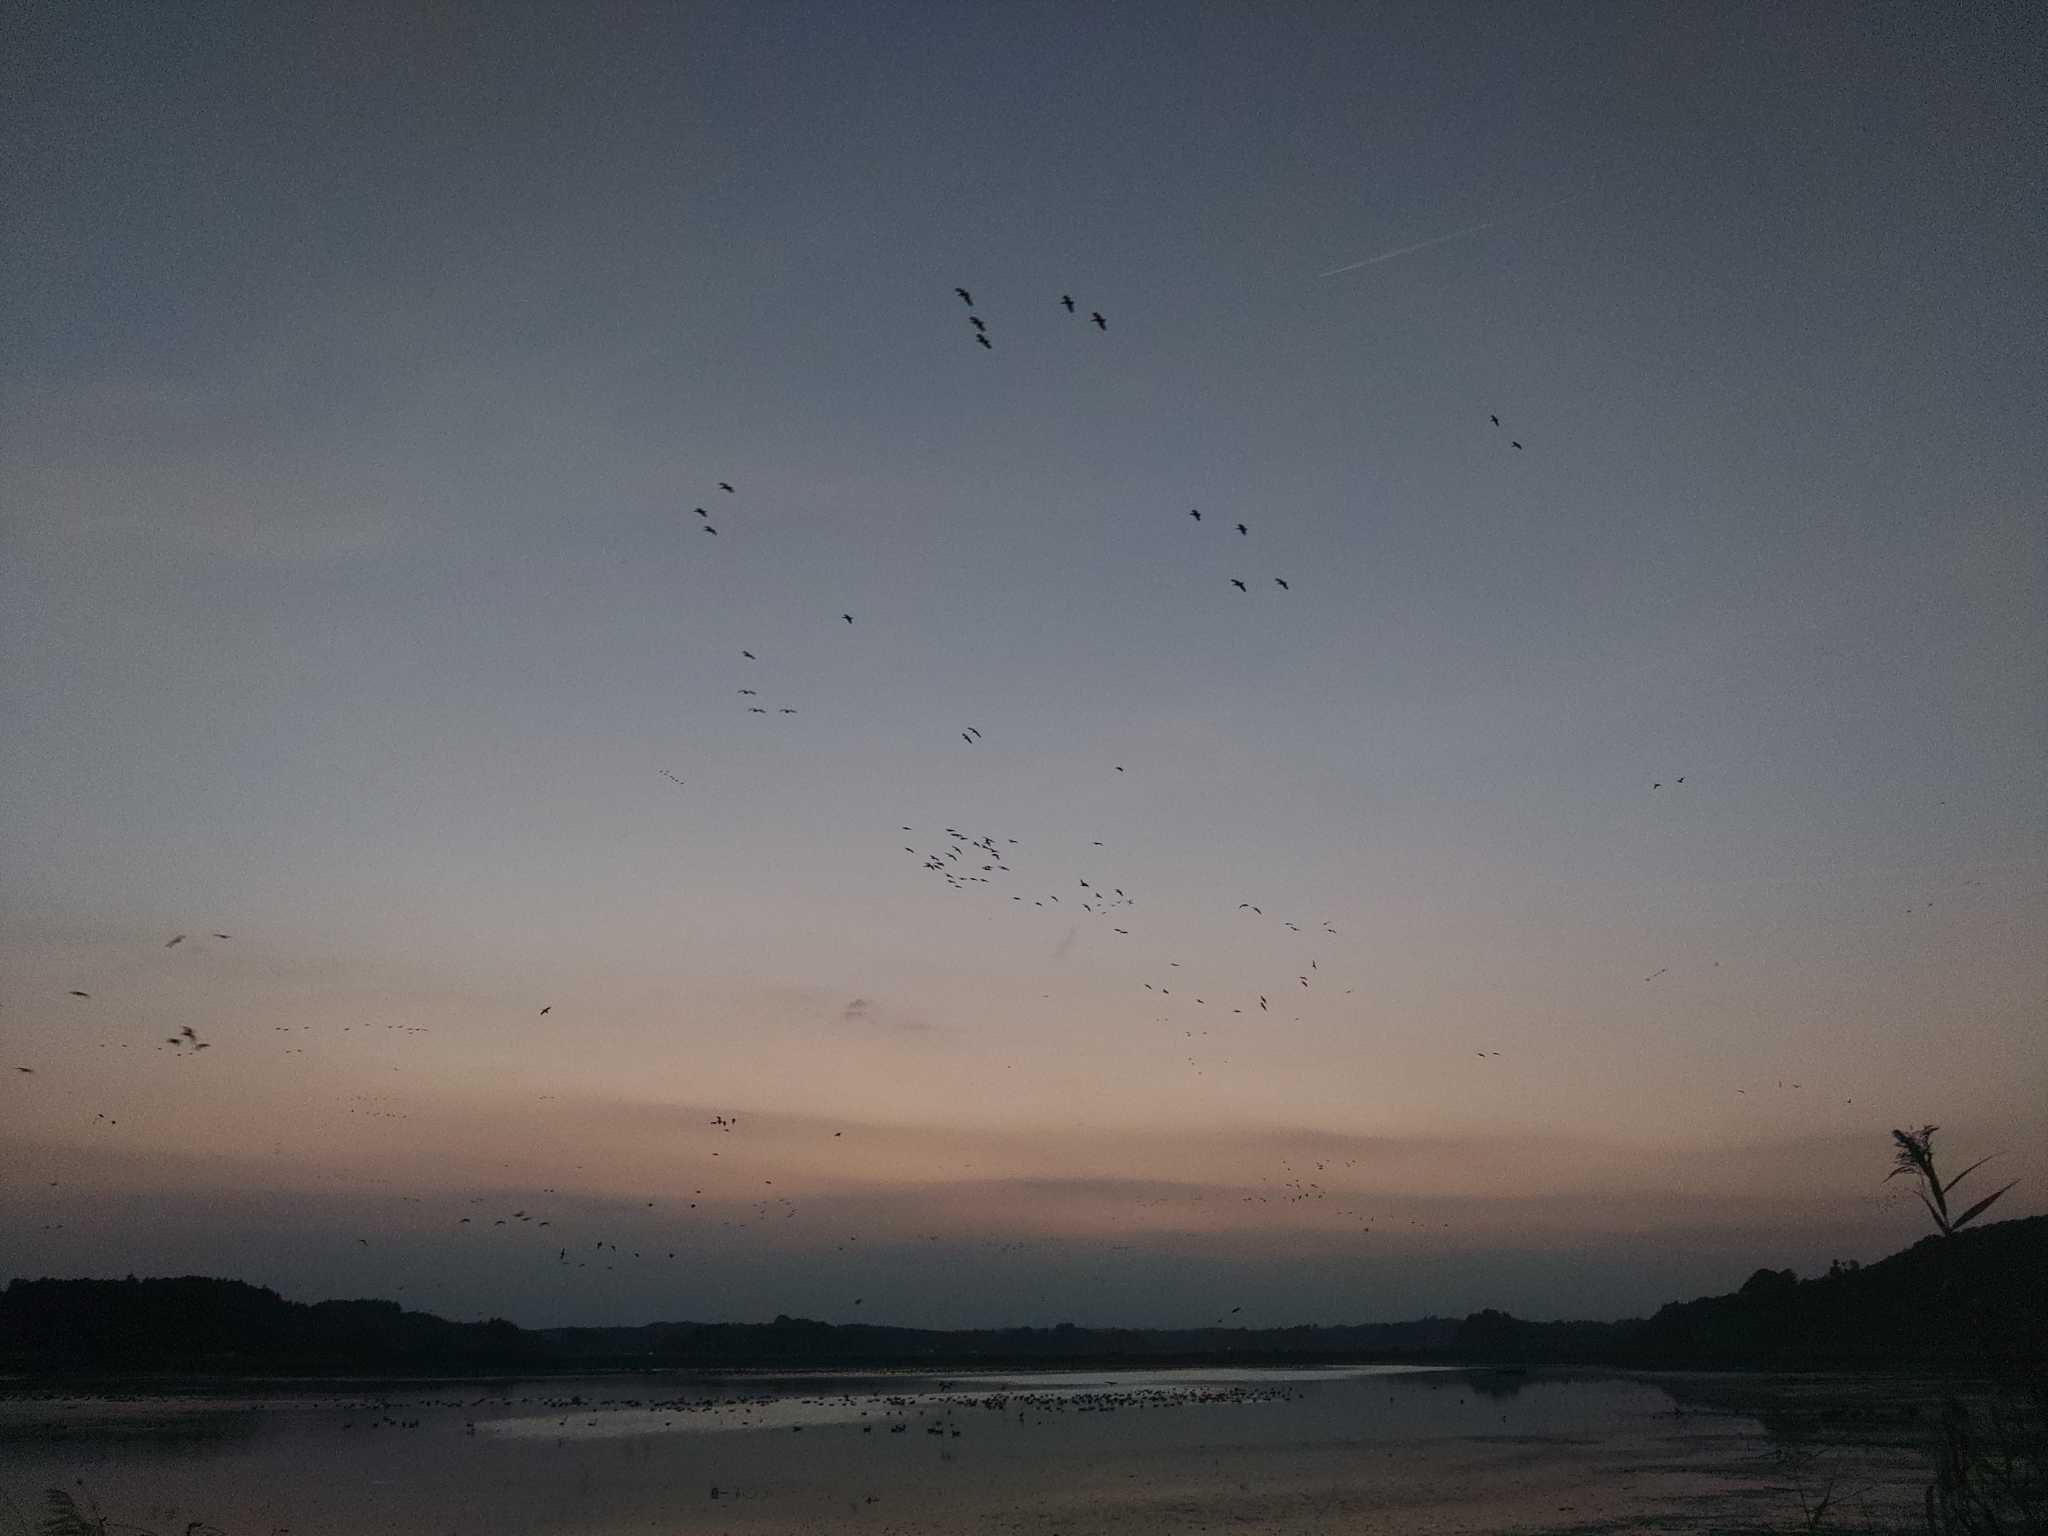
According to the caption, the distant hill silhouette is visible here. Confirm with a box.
[5,1215,2041,1375]
[1453,1214,2046,1370]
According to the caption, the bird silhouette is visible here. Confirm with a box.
[976,334,991,349]
[1490,414,1500,427]
[1090,312,1106,330]
[1235,523,1247,535]
[68,991,90,999]
[1511,441,1522,450]
[702,525,717,534]
[1190,509,1202,522]
[749,706,767,713]
[841,613,854,624]
[165,935,185,948]
[212,933,231,939]
[13,1067,32,1074]
[779,707,797,714]
[969,316,985,331]
[955,287,973,305]
[1274,578,1290,590]
[1230,579,1246,592]
[718,482,734,492]
[540,1006,551,1016]
[741,650,755,659]
[1061,295,1075,312]
[739,689,756,696]
[695,507,709,518]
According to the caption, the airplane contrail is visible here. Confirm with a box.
[1317,183,1609,278]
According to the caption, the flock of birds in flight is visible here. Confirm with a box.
[14,279,1915,1325]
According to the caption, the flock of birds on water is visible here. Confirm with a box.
[10,279,1947,1328]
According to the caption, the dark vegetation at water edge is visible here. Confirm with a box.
[1456,1213,2047,1370]
[4,1215,2041,1377]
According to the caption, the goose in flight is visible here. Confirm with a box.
[1274,577,1290,590]
[718,482,734,492]
[1235,523,1247,535]
[955,287,973,305]
[1230,579,1246,592]
[1061,295,1075,311]
[1090,311,1106,330]
[165,935,185,948]
[976,333,991,349]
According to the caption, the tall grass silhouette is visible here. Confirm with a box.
[1885,1125,2040,1535]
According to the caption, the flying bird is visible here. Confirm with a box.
[212,933,231,939]
[1490,415,1499,426]
[1061,295,1075,311]
[779,707,797,714]
[741,651,755,659]
[718,482,734,492]
[1235,523,1247,535]
[1090,312,1106,330]
[969,316,986,331]
[739,689,756,696]
[1274,578,1290,590]
[661,771,686,788]
[695,507,709,517]
[976,334,991,349]
[1189,509,1201,521]
[955,287,973,305]
[1230,579,1246,592]
[841,613,854,624]
[68,991,90,999]
[165,935,185,948]
[702,525,717,534]
[1511,441,1522,450]
[13,1067,32,1074]
[540,1006,551,1015]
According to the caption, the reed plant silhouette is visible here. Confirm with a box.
[1884,1126,2041,1535]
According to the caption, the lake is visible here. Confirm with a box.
[0,1365,1930,1534]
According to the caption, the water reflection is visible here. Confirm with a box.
[1,1367,1930,1534]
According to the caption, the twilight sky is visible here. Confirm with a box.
[3,2,2043,1329]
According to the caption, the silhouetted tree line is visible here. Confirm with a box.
[0,1276,539,1371]
[5,1215,2039,1375]
[1450,1215,2045,1370]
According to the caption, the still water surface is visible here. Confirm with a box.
[1,1365,1922,1534]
